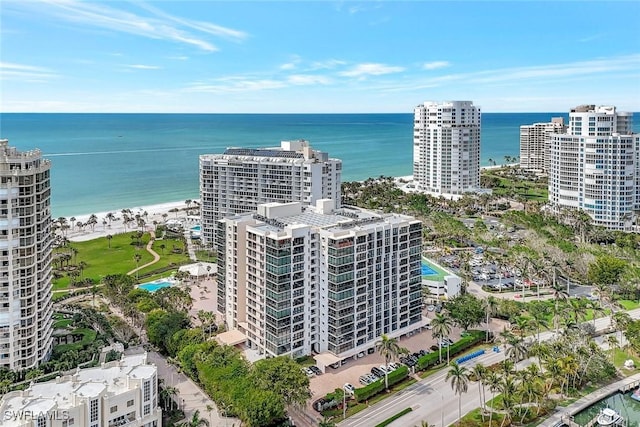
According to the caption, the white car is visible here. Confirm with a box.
[344,383,355,394]
[388,362,399,371]
[378,365,389,374]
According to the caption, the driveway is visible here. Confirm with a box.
[308,325,463,407]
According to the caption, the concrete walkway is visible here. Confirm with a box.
[127,237,161,276]
[539,373,640,427]
[183,230,198,262]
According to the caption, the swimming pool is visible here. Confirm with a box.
[191,225,201,232]
[138,278,175,292]
[421,262,437,276]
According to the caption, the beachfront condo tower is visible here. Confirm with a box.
[214,200,426,369]
[413,101,481,199]
[548,105,637,231]
[199,140,342,246]
[0,139,53,370]
[519,117,566,173]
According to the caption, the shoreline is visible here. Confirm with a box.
[60,200,199,242]
[60,164,520,242]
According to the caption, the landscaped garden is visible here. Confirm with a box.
[52,231,192,291]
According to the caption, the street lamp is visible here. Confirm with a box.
[440,392,444,427]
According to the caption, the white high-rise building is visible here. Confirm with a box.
[199,140,342,246]
[0,353,161,427]
[519,117,566,173]
[0,139,53,370]
[548,105,636,231]
[215,200,425,366]
[413,101,481,198]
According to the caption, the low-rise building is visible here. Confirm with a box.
[0,353,160,427]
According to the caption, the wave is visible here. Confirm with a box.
[44,146,211,157]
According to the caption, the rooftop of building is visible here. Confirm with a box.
[200,139,337,163]
[240,200,418,236]
[0,353,155,426]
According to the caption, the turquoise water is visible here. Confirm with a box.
[1,113,638,218]
[138,279,174,292]
[573,391,640,426]
[421,262,437,276]
[191,225,201,232]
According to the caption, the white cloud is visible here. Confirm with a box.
[0,62,58,81]
[422,61,450,70]
[167,55,189,61]
[185,78,286,93]
[9,0,248,52]
[125,64,161,70]
[309,59,346,70]
[280,55,302,70]
[339,63,404,78]
[287,75,331,85]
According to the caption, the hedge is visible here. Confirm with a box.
[354,365,409,402]
[375,407,413,427]
[416,330,485,371]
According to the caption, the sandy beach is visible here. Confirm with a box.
[60,200,199,242]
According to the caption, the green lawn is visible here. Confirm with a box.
[612,348,640,375]
[618,300,640,310]
[52,328,97,354]
[53,232,191,290]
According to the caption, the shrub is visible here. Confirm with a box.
[354,366,409,402]
[417,330,484,371]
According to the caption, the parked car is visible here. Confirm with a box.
[309,366,322,375]
[430,345,439,352]
[371,367,385,377]
[366,373,378,383]
[378,365,389,374]
[388,362,399,371]
[302,367,314,377]
[359,375,371,385]
[344,383,355,394]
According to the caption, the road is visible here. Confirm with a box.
[338,308,640,427]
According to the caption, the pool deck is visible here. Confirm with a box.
[422,256,452,282]
[540,373,640,427]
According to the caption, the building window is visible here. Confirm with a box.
[110,405,118,413]
[144,404,151,416]
[127,399,134,407]
[37,418,46,427]
[144,380,151,401]
[90,399,99,422]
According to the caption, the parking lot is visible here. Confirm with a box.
[306,324,463,406]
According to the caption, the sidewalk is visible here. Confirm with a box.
[539,373,640,427]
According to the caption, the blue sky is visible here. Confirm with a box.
[1,1,639,113]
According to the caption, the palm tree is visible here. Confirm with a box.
[133,253,142,279]
[160,385,178,410]
[606,335,619,358]
[431,313,453,364]
[506,336,528,369]
[486,372,501,427]
[375,334,402,390]
[179,409,209,426]
[106,234,113,249]
[470,363,487,421]
[446,362,470,427]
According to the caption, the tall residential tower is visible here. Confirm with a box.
[215,200,425,365]
[199,140,342,245]
[413,101,481,198]
[0,139,53,370]
[519,117,566,173]
[548,105,636,231]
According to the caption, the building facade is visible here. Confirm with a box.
[216,200,425,361]
[199,140,342,246]
[0,353,160,427]
[519,117,566,173]
[413,101,481,198]
[0,139,53,370]
[548,105,636,231]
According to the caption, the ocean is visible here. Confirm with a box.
[0,112,637,218]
